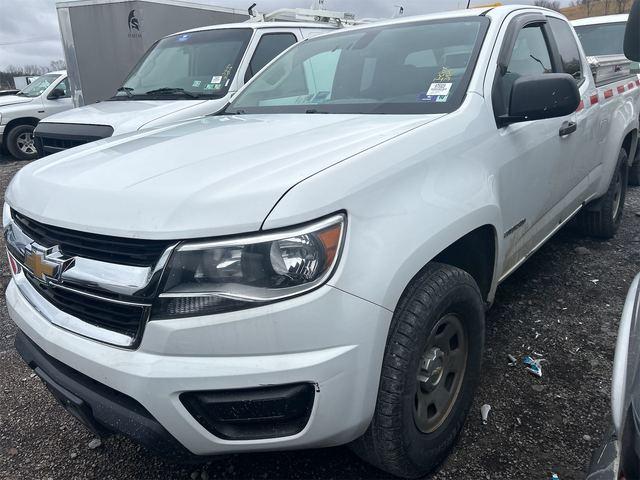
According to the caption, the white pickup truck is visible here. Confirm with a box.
[573,14,640,185]
[33,21,335,157]
[4,6,639,478]
[0,71,73,160]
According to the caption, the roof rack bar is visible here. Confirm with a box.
[247,7,358,26]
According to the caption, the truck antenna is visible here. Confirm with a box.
[248,3,257,16]
[466,0,471,8]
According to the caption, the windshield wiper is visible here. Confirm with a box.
[115,86,134,97]
[305,108,329,114]
[144,87,199,99]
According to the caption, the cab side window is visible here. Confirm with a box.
[245,33,298,83]
[493,24,554,118]
[51,78,70,98]
[548,17,583,83]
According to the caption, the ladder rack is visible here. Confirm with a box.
[247,7,358,26]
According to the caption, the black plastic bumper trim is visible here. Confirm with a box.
[14,330,193,460]
[181,383,315,441]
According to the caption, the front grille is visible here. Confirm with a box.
[37,136,89,155]
[26,274,147,338]
[12,210,173,267]
[33,122,114,157]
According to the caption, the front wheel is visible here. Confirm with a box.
[6,124,38,161]
[351,263,485,478]
[577,148,628,239]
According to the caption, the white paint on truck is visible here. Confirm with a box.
[4,6,639,478]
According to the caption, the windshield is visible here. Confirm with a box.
[115,28,252,100]
[575,22,625,56]
[227,18,489,115]
[17,73,60,98]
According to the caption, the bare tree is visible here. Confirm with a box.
[534,0,562,10]
[616,0,628,12]
[48,59,66,72]
[581,0,593,16]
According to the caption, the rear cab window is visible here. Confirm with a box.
[574,22,625,56]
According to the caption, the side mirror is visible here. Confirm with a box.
[625,0,640,62]
[500,73,580,127]
[48,89,64,100]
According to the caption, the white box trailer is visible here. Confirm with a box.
[56,0,249,106]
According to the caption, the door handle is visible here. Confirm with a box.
[559,121,577,137]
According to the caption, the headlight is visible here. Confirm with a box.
[153,213,346,318]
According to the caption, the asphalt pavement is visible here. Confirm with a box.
[1,151,639,479]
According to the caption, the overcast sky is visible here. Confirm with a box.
[0,0,551,70]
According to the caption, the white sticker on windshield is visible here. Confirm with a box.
[211,75,223,84]
[192,80,202,87]
[426,82,452,97]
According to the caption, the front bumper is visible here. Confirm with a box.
[15,330,193,459]
[7,278,391,455]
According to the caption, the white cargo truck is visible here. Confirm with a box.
[56,0,250,106]
[6,6,639,478]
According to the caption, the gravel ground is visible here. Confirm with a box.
[0,151,638,480]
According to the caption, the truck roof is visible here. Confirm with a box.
[278,5,559,34]
[572,13,628,26]
[174,21,338,36]
[174,5,546,38]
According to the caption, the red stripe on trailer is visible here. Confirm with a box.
[590,94,599,105]
[576,100,584,112]
[604,89,613,99]
[618,85,626,94]
[629,82,635,89]
[636,79,640,87]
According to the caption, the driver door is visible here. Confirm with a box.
[42,76,73,115]
[487,14,581,276]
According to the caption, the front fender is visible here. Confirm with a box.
[263,100,504,312]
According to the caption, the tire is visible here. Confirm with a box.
[6,124,38,161]
[578,148,628,239]
[629,147,640,186]
[620,407,640,480]
[351,263,485,479]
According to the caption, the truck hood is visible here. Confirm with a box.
[7,113,442,239]
[40,98,215,134]
[0,95,34,108]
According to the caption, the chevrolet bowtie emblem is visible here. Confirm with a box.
[23,245,75,282]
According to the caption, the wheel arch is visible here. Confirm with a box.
[431,225,498,303]
[387,215,502,315]
[5,117,40,134]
